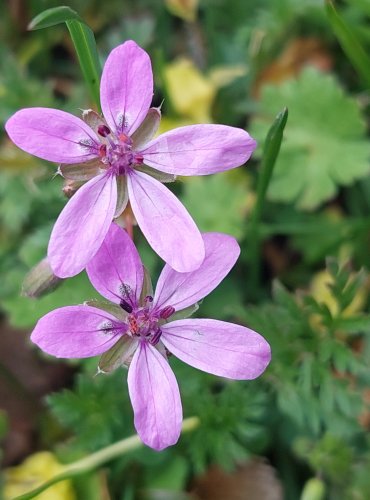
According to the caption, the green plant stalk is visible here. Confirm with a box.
[66,20,101,110]
[29,7,102,109]
[249,108,288,293]
[326,0,370,88]
[13,416,200,500]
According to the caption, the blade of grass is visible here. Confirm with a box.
[13,416,200,500]
[326,0,370,88]
[28,6,83,29]
[248,107,288,295]
[28,7,101,109]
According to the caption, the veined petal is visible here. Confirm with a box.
[5,108,99,163]
[48,174,117,278]
[161,319,271,380]
[127,170,204,273]
[86,223,144,305]
[127,341,182,450]
[31,305,125,358]
[100,41,153,136]
[154,233,239,311]
[140,124,256,175]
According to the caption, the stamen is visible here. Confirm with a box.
[145,295,153,303]
[150,327,162,346]
[159,305,175,319]
[120,299,133,313]
[97,124,111,137]
[134,154,144,165]
[119,133,132,144]
[98,144,107,158]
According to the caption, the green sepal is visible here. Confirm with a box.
[84,300,128,322]
[22,258,63,298]
[98,336,137,373]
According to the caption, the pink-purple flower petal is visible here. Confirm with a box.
[154,232,240,311]
[161,319,271,380]
[86,223,144,305]
[127,170,205,273]
[5,108,99,163]
[127,341,182,450]
[100,40,153,136]
[31,305,125,358]
[48,174,117,278]
[139,124,257,176]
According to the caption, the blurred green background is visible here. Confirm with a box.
[1,1,370,499]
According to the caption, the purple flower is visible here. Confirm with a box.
[5,40,257,278]
[31,224,271,450]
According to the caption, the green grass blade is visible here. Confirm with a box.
[326,0,370,88]
[248,107,288,295]
[28,6,83,30]
[28,7,101,109]
[66,20,101,109]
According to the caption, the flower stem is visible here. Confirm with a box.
[13,416,200,500]
[248,108,288,295]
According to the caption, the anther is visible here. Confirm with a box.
[150,327,162,346]
[145,295,153,303]
[159,305,175,319]
[97,124,111,137]
[98,144,107,158]
[119,133,132,145]
[120,299,133,313]
[134,154,144,165]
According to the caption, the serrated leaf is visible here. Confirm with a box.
[250,68,370,210]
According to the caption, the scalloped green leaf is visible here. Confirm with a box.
[250,68,370,210]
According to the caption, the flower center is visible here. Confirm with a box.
[97,127,143,176]
[121,294,175,346]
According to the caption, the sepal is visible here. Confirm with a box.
[22,258,63,298]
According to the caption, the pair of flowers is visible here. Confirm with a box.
[6,41,271,450]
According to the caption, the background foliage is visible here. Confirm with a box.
[1,1,370,499]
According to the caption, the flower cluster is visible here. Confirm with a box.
[6,40,271,450]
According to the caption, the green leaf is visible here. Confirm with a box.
[28,6,83,30]
[326,0,370,88]
[181,171,251,239]
[66,20,101,110]
[251,107,288,225]
[28,8,101,109]
[250,68,370,210]
[248,108,288,290]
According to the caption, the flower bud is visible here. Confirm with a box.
[22,258,62,298]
